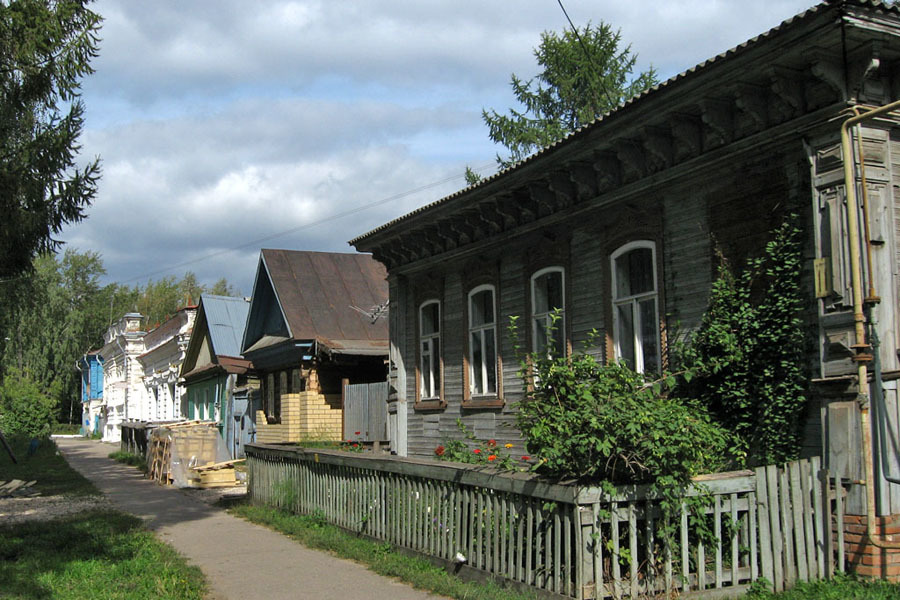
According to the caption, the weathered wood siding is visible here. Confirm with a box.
[395,144,821,460]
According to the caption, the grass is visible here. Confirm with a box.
[230,502,541,600]
[0,435,206,599]
[0,510,206,599]
[748,572,900,599]
[51,423,82,435]
[108,450,148,473]
[0,435,97,497]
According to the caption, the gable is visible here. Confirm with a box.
[242,255,291,353]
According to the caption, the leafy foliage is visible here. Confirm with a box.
[483,21,657,167]
[0,249,133,423]
[512,321,732,485]
[0,367,56,437]
[0,250,239,426]
[677,218,808,466]
[0,0,102,278]
[510,319,733,550]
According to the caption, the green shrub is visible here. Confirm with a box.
[677,218,808,466]
[51,422,81,435]
[0,368,56,438]
[512,330,734,485]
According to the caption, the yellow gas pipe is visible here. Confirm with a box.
[840,99,900,549]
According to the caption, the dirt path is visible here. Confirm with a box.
[56,437,445,600]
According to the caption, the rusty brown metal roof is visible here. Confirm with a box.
[259,249,388,353]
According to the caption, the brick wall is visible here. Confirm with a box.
[296,392,342,440]
[254,391,342,443]
[843,514,900,580]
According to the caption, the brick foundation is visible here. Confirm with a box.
[843,514,900,580]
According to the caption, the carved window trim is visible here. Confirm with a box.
[463,283,504,409]
[610,240,662,374]
[530,266,567,358]
[415,299,445,411]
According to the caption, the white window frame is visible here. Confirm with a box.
[611,241,661,373]
[418,300,441,400]
[468,284,498,397]
[530,266,566,357]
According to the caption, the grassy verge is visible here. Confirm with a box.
[51,423,82,435]
[0,435,97,497]
[0,436,206,599]
[230,502,540,600]
[749,572,900,599]
[0,510,206,599]
[108,450,148,473]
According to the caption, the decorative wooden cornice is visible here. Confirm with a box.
[735,82,769,130]
[353,5,898,269]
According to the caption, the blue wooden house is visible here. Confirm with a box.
[77,351,104,436]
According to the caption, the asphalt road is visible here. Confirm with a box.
[57,437,445,600]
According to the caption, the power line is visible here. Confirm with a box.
[118,161,497,285]
[555,0,617,110]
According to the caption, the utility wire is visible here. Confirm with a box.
[555,0,617,110]
[117,161,497,285]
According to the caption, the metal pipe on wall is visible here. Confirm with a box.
[840,98,900,548]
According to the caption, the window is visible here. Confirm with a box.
[419,300,441,400]
[531,267,565,357]
[611,242,660,373]
[468,285,498,396]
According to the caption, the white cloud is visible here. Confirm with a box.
[61,0,816,294]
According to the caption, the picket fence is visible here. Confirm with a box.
[245,445,844,599]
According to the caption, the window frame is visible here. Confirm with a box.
[465,284,500,403]
[530,266,567,358]
[610,240,661,374]
[416,299,444,409]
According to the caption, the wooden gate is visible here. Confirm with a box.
[343,381,389,443]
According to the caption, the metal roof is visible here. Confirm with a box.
[350,0,899,247]
[245,250,388,356]
[200,294,251,358]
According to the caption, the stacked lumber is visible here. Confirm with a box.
[146,421,234,487]
[187,458,245,488]
[0,479,38,498]
[147,434,172,484]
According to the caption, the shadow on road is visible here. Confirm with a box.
[56,438,231,531]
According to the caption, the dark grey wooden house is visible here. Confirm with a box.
[352,0,900,566]
[241,249,388,444]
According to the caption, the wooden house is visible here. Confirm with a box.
[241,250,388,443]
[180,294,257,458]
[352,0,900,569]
[76,351,103,436]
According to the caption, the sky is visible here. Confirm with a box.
[59,0,815,296]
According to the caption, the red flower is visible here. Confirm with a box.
[521,456,531,461]
[473,449,481,454]
[487,439,496,447]
[354,431,361,435]
[352,443,359,447]
[487,454,497,462]
[434,445,445,456]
